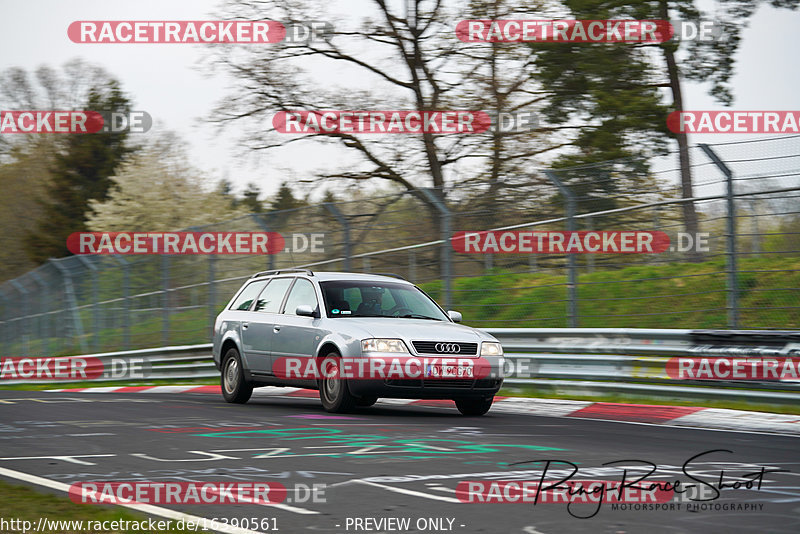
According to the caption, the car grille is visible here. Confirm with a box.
[385,379,423,387]
[423,379,475,388]
[411,341,478,355]
[384,378,502,389]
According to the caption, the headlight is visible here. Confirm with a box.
[481,341,503,356]
[361,338,410,353]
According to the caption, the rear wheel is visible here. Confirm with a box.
[318,352,356,413]
[221,347,252,404]
[455,396,494,416]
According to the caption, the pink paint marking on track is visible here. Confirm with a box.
[568,402,704,423]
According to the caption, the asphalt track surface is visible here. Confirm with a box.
[0,389,798,534]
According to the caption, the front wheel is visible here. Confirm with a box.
[221,347,252,404]
[318,352,356,413]
[455,396,493,416]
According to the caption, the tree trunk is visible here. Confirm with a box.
[661,0,702,262]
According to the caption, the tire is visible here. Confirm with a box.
[455,396,494,416]
[221,347,253,404]
[355,396,378,407]
[318,352,356,413]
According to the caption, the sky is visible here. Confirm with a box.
[0,0,798,199]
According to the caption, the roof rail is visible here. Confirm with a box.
[373,272,407,280]
[250,269,314,278]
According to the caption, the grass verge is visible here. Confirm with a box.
[0,479,194,533]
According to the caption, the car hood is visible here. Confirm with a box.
[332,318,490,343]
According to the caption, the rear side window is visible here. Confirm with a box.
[254,278,293,313]
[283,278,318,314]
[229,280,268,311]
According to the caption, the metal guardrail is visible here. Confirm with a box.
[3,329,799,404]
[489,328,800,404]
[0,344,217,385]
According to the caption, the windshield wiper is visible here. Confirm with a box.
[397,314,442,320]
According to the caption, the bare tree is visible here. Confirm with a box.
[206,0,563,224]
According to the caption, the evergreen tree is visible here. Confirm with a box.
[25,82,135,262]
[269,182,301,212]
[242,182,264,213]
[533,0,798,254]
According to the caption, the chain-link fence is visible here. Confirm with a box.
[1,136,798,356]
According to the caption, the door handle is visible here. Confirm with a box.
[273,325,281,332]
[242,322,249,329]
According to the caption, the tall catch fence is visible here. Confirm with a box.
[1,136,798,356]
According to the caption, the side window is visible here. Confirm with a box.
[253,278,293,313]
[283,279,318,314]
[229,280,268,311]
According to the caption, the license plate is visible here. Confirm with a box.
[425,363,474,378]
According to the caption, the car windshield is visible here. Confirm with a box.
[320,280,449,320]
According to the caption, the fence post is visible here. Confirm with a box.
[162,255,170,347]
[50,259,88,354]
[76,255,100,351]
[110,256,131,350]
[408,250,417,281]
[29,271,49,355]
[0,288,8,355]
[419,189,453,310]
[10,281,30,355]
[544,170,578,327]
[749,198,761,255]
[208,254,217,336]
[323,203,351,271]
[585,216,595,274]
[652,205,662,264]
[528,253,537,272]
[250,215,275,271]
[699,143,738,329]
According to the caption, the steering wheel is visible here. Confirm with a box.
[390,306,414,317]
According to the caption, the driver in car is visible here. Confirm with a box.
[356,286,384,316]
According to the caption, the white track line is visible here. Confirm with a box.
[353,480,462,503]
[0,466,265,534]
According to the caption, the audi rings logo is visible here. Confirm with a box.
[435,343,462,353]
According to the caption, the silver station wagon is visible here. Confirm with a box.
[212,270,504,415]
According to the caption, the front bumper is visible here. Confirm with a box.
[346,354,505,399]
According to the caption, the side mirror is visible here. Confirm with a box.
[447,310,462,323]
[296,304,317,317]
